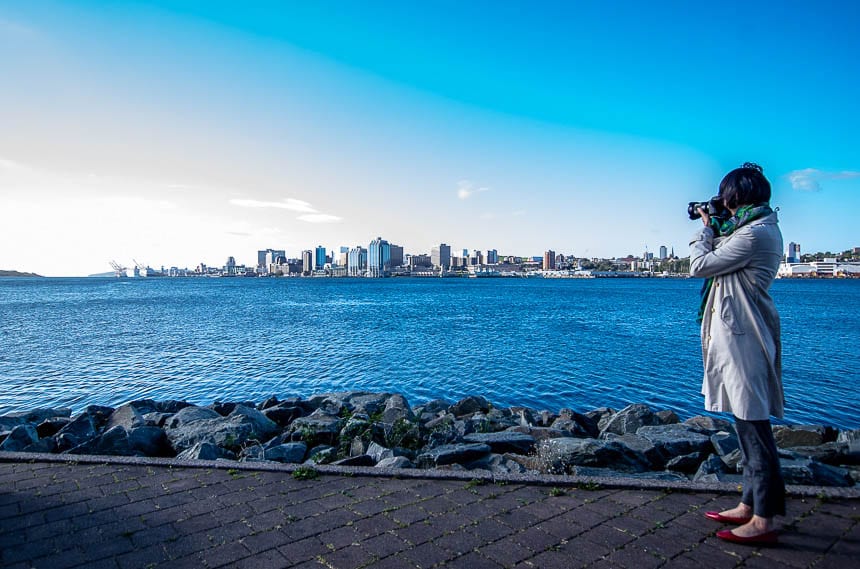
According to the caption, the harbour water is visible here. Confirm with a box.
[0,276,857,429]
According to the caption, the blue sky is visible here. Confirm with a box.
[1,1,858,276]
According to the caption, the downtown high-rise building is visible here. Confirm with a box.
[257,248,286,269]
[301,250,313,274]
[659,245,668,260]
[787,242,801,263]
[431,243,451,269]
[314,246,327,270]
[390,244,404,268]
[486,249,499,264]
[543,250,556,270]
[367,237,391,277]
[347,246,367,276]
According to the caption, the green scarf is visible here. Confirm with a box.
[696,203,774,323]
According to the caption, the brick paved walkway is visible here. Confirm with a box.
[0,459,857,568]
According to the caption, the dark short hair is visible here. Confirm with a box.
[719,162,771,209]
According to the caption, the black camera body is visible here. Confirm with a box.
[688,196,729,223]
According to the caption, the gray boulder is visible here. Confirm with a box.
[366,441,394,462]
[55,414,98,452]
[463,431,536,454]
[82,405,115,429]
[710,431,740,457]
[449,396,491,417]
[105,403,148,431]
[466,453,529,475]
[0,407,71,431]
[599,404,660,436]
[693,453,729,483]
[165,406,221,429]
[656,410,680,425]
[128,426,172,457]
[635,424,712,461]
[603,433,664,469]
[264,442,308,463]
[305,445,338,464]
[176,441,236,461]
[333,454,375,467]
[23,437,57,454]
[262,404,305,427]
[417,443,492,468]
[0,424,39,451]
[36,417,70,438]
[67,426,135,456]
[665,452,706,474]
[381,394,415,424]
[780,458,854,487]
[773,425,826,448]
[290,411,344,446]
[349,392,391,416]
[684,415,732,433]
[537,437,649,474]
[376,456,415,469]
[165,405,279,452]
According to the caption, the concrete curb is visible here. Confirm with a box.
[2,450,858,498]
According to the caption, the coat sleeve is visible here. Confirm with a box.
[689,225,755,278]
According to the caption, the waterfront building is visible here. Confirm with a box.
[659,245,668,260]
[390,244,404,268]
[367,237,390,277]
[787,242,801,263]
[302,250,313,274]
[470,250,484,266]
[224,256,237,275]
[486,249,498,264]
[257,249,285,270]
[778,258,860,277]
[347,246,367,276]
[543,250,556,270]
[431,244,451,269]
[407,254,432,268]
[314,246,326,271]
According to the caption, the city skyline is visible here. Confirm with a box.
[2,2,859,277]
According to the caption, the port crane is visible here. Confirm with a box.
[109,260,127,278]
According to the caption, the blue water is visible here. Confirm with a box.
[0,277,857,429]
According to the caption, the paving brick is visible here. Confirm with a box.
[400,541,454,567]
[232,547,291,569]
[278,535,329,564]
[477,537,534,565]
[581,523,637,549]
[446,550,505,568]
[394,519,447,546]
[116,543,170,569]
[436,529,485,555]
[200,541,252,568]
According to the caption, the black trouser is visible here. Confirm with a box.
[734,416,786,518]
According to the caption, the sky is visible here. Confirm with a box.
[1,0,858,277]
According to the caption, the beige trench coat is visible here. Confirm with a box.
[689,212,784,420]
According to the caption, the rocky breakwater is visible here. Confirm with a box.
[1,394,858,487]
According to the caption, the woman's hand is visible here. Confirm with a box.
[698,207,711,228]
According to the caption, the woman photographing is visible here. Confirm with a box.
[689,162,785,545]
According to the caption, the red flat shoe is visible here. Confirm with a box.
[716,528,779,545]
[705,511,753,524]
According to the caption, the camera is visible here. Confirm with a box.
[688,196,729,222]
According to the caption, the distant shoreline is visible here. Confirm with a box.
[0,270,43,278]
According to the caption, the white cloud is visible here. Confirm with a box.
[457,180,490,200]
[787,168,860,192]
[229,198,317,213]
[297,214,342,223]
